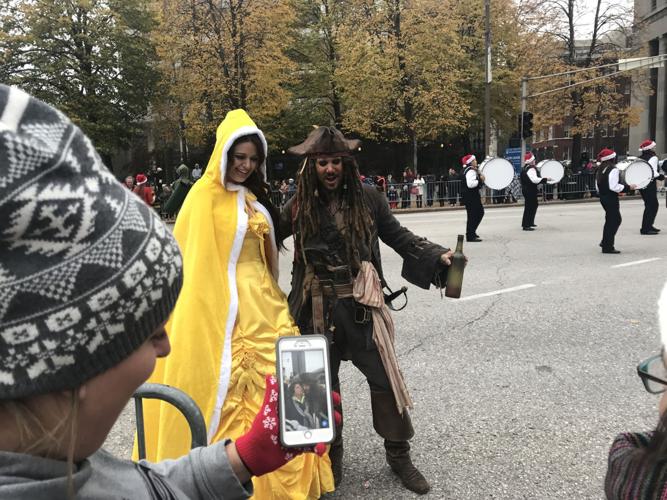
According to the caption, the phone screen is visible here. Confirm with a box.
[281,349,330,430]
[278,336,334,446]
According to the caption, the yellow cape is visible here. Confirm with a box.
[137,110,279,460]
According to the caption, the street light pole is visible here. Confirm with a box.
[520,77,527,171]
[484,0,491,158]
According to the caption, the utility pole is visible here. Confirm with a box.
[520,78,527,173]
[484,0,491,159]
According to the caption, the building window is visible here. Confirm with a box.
[601,127,607,137]
[548,126,554,140]
[564,125,570,138]
[623,127,629,137]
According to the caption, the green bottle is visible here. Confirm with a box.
[445,235,465,299]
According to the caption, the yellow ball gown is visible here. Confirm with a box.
[211,208,333,499]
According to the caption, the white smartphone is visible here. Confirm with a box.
[276,335,335,448]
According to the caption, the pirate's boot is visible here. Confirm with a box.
[371,390,430,495]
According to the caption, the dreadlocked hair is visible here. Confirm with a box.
[229,134,285,250]
[294,155,372,267]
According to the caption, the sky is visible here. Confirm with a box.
[574,0,634,37]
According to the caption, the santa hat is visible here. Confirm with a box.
[135,173,148,185]
[639,139,656,152]
[525,152,536,164]
[461,154,476,166]
[597,148,616,162]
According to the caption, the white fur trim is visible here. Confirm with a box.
[660,282,667,347]
[252,200,279,281]
[219,125,268,187]
[525,153,536,164]
[640,141,656,152]
[0,87,30,133]
[466,155,476,165]
[207,187,248,442]
[600,152,616,161]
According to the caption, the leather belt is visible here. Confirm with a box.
[311,276,354,334]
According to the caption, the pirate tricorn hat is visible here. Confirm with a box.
[288,126,361,157]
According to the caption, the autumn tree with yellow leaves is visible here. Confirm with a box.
[151,0,297,153]
[335,0,470,171]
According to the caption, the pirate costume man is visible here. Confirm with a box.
[280,127,456,495]
[460,154,485,242]
[638,139,662,234]
[520,152,549,231]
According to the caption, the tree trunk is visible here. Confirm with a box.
[412,131,418,174]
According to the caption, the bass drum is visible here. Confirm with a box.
[479,157,514,190]
[617,159,653,189]
[536,160,564,184]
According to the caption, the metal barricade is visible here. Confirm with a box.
[133,383,207,460]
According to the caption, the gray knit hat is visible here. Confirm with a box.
[0,85,183,399]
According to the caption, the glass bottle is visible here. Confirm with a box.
[445,235,465,299]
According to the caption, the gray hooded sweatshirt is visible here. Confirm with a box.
[0,440,252,499]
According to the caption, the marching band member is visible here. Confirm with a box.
[520,152,549,231]
[595,148,636,254]
[461,154,485,242]
[638,139,663,234]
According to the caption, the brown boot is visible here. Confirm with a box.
[370,391,430,495]
[384,440,431,495]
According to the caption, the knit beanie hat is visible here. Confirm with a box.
[0,85,183,400]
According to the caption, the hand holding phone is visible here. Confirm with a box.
[276,335,336,448]
[235,373,330,477]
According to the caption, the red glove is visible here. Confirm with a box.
[235,374,341,477]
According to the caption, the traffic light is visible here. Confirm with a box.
[522,112,534,139]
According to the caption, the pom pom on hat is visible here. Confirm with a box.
[461,154,476,166]
[639,140,656,152]
[525,152,536,164]
[597,148,616,162]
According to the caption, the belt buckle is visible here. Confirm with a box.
[354,305,371,324]
[319,279,335,295]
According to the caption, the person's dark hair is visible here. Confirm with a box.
[294,155,372,269]
[228,134,284,249]
[289,381,303,397]
[595,159,615,184]
[636,409,667,465]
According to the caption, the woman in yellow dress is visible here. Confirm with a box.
[137,110,334,499]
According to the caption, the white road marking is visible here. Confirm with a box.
[611,257,662,269]
[458,284,536,302]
